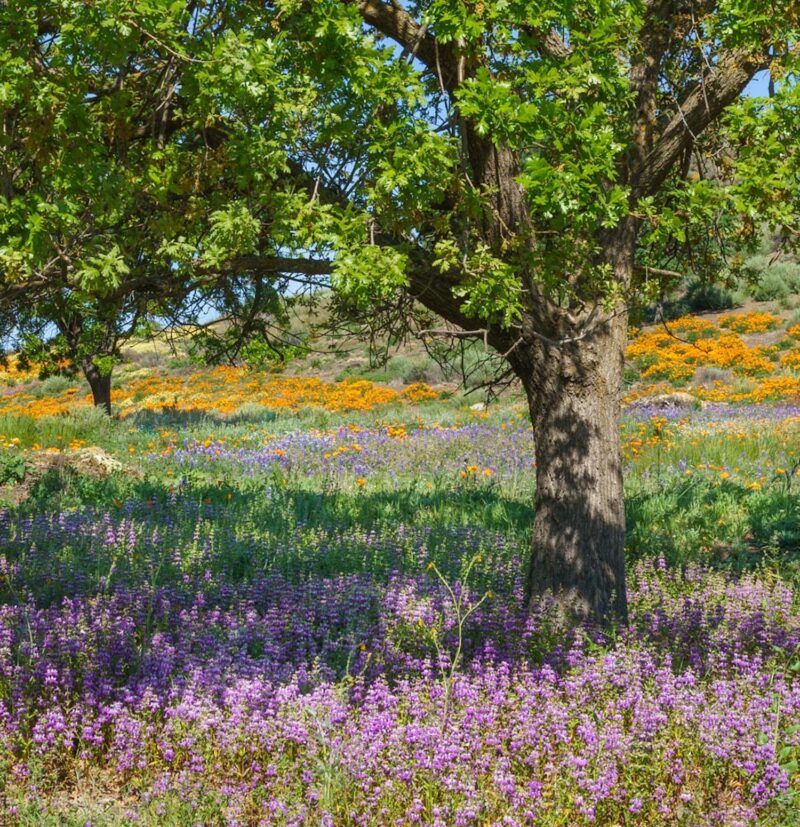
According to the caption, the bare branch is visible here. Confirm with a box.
[639,264,684,279]
[418,327,489,342]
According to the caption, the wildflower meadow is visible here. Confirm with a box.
[4,0,800,823]
[0,305,799,826]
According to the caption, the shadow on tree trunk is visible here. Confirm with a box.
[514,316,628,627]
[81,360,112,416]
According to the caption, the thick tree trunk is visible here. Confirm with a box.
[518,314,628,626]
[81,359,112,415]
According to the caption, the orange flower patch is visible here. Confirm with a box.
[625,312,800,404]
[0,366,442,420]
[627,330,773,380]
[400,383,440,403]
[719,311,781,334]
[780,350,800,372]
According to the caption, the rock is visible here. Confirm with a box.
[643,392,699,410]
[69,447,123,477]
[470,402,486,412]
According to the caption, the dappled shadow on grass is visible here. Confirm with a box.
[14,461,534,534]
[279,484,534,535]
[9,455,800,603]
[2,464,534,609]
[4,466,800,696]
[9,461,169,513]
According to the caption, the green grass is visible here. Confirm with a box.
[4,399,799,585]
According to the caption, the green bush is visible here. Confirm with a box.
[745,256,800,302]
[0,451,28,485]
[381,356,415,383]
[31,375,77,399]
[685,278,745,311]
[240,337,310,371]
[398,357,445,385]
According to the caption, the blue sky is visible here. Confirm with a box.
[747,70,773,96]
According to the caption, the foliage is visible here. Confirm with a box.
[238,336,309,371]
[0,0,337,386]
[3,0,799,383]
[0,449,27,485]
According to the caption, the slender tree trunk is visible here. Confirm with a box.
[81,359,112,415]
[518,313,628,626]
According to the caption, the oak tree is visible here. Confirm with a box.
[271,0,799,624]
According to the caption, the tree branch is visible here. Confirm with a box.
[344,1,459,90]
[625,0,682,182]
[222,255,334,276]
[634,46,768,197]
[519,25,572,59]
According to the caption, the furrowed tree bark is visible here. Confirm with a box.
[81,359,112,415]
[513,312,628,626]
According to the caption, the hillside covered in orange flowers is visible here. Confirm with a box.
[1,306,799,420]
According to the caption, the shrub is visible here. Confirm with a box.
[692,366,733,387]
[685,278,744,311]
[30,375,77,399]
[240,337,310,371]
[401,359,446,385]
[744,255,800,301]
[0,450,27,485]
[381,356,415,383]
